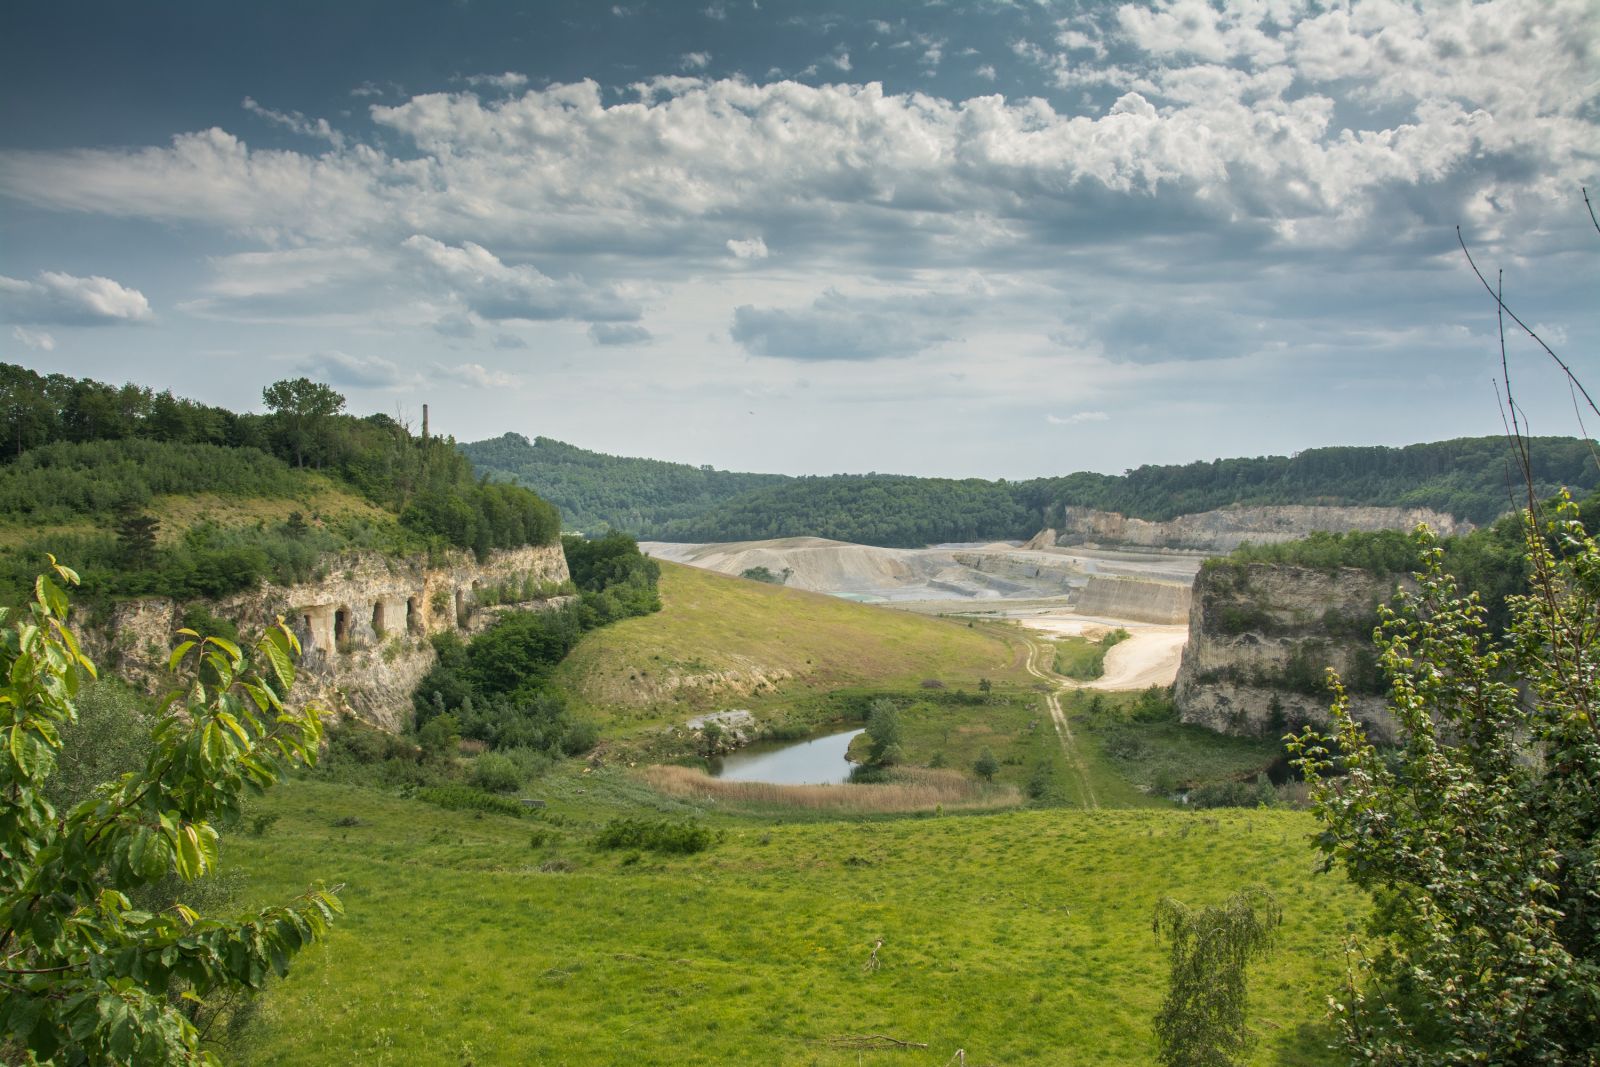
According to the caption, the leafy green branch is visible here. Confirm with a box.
[0,558,340,1064]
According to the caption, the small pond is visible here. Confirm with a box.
[709,727,865,785]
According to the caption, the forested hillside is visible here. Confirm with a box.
[460,433,789,535]
[1024,436,1600,526]
[477,432,1597,548]
[648,474,1038,548]
[0,363,560,604]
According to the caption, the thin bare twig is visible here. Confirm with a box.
[1457,226,1600,421]
[824,1034,929,1051]
[1467,210,1598,742]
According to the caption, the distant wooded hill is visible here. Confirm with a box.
[460,434,789,535]
[462,432,1599,548]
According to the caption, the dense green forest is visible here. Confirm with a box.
[465,429,1599,548]
[0,363,560,604]
[460,433,789,535]
[649,474,1038,548]
[1024,436,1599,525]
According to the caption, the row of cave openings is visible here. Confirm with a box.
[306,582,482,655]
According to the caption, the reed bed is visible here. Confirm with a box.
[638,764,1020,813]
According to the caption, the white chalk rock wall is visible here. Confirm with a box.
[1048,504,1470,554]
[90,543,572,732]
[1173,561,1402,743]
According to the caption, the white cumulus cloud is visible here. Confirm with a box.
[10,326,56,351]
[461,72,529,91]
[0,270,153,325]
[726,236,769,260]
[402,235,641,323]
[588,322,653,346]
[299,351,415,389]
[438,361,522,389]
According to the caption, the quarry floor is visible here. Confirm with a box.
[641,537,1198,690]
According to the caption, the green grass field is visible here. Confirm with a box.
[232,775,1362,1066]
[843,688,1055,789]
[554,562,1030,735]
[1051,629,1129,681]
[1068,690,1286,795]
[222,557,1356,1064]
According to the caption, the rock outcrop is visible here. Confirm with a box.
[1045,504,1471,554]
[1173,561,1403,742]
[89,543,571,732]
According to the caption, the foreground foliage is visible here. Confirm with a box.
[1292,502,1600,1063]
[0,561,338,1064]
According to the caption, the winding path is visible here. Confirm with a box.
[1021,634,1099,810]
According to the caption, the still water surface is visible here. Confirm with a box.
[709,727,864,785]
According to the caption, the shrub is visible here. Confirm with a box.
[414,785,529,818]
[178,604,239,643]
[1188,780,1270,809]
[469,752,522,793]
[593,818,716,855]
[864,698,904,766]
[1152,886,1281,1067]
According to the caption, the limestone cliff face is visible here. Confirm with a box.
[89,543,571,732]
[1048,504,1470,554]
[1173,561,1402,742]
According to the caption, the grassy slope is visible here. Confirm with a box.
[553,561,1030,733]
[0,469,393,548]
[234,775,1361,1067]
[150,475,393,541]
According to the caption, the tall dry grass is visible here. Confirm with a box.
[638,764,1019,813]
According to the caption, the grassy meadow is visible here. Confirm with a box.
[553,561,1031,735]
[221,556,1345,1064]
[232,775,1361,1067]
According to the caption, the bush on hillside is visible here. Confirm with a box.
[593,818,717,855]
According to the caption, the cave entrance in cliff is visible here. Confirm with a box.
[371,601,386,636]
[406,596,421,634]
[454,588,467,629]
[334,607,351,649]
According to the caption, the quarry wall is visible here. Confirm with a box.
[1071,575,1191,624]
[1173,561,1402,742]
[89,543,572,732]
[1045,504,1471,554]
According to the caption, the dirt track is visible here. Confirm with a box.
[1021,633,1098,809]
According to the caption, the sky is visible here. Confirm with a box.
[1,0,1596,479]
